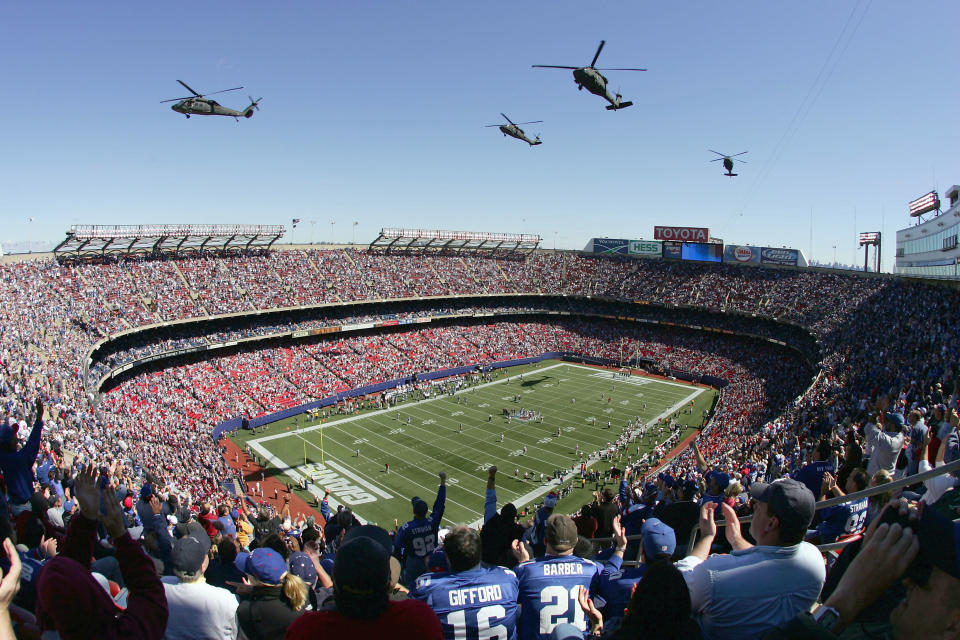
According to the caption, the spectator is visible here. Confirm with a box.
[865,412,906,477]
[607,560,700,640]
[234,547,307,639]
[35,464,169,640]
[677,479,824,639]
[0,399,44,516]
[769,501,960,640]
[513,514,601,640]
[480,467,524,568]
[395,472,447,588]
[284,525,443,639]
[161,534,239,639]
[412,525,519,639]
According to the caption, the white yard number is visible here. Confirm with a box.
[446,477,460,486]
[538,437,553,444]
[478,403,490,408]
[446,606,509,640]
[539,585,586,633]
[475,463,492,472]
[422,419,436,425]
[389,428,405,435]
[353,438,369,445]
[451,411,464,417]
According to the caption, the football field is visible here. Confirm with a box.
[233,361,715,527]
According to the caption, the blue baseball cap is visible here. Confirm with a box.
[288,552,318,586]
[235,548,287,584]
[641,518,676,560]
[543,493,558,508]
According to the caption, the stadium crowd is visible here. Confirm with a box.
[0,248,957,638]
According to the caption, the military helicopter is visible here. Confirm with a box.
[485,113,543,146]
[161,80,261,120]
[709,150,748,177]
[532,40,646,111]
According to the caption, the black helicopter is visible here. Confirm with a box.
[533,40,646,110]
[709,150,748,177]
[161,80,261,120]
[485,113,543,146]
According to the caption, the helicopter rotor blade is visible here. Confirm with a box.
[728,151,749,157]
[160,96,194,103]
[594,67,647,71]
[531,65,579,69]
[177,80,201,97]
[590,40,606,67]
[501,113,517,126]
[709,158,725,162]
[484,124,504,128]
[515,120,543,125]
[732,158,748,164]
[708,150,727,157]
[201,86,244,98]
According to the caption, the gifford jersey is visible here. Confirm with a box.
[816,496,869,543]
[515,555,601,640]
[412,566,519,640]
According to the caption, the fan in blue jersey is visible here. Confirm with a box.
[413,525,519,640]
[690,440,730,505]
[597,516,676,629]
[791,439,836,499]
[512,514,601,640]
[395,471,447,588]
[808,469,870,544]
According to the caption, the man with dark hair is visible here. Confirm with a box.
[770,501,960,640]
[809,468,870,544]
[677,478,825,639]
[512,514,602,640]
[480,467,524,568]
[395,472,447,587]
[285,525,442,639]
[412,525,519,640]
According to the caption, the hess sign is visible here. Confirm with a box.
[654,226,710,242]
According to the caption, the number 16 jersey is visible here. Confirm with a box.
[413,566,520,640]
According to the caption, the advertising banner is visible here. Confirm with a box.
[653,226,710,242]
[760,247,799,266]
[628,239,662,256]
[586,238,662,256]
[589,238,631,254]
[723,245,761,264]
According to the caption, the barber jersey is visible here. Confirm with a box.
[413,566,519,640]
[816,497,869,543]
[515,555,601,640]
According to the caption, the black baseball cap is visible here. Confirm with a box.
[749,478,816,533]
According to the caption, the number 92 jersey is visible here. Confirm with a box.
[413,566,520,640]
[515,556,601,640]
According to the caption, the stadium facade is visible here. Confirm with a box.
[895,184,960,278]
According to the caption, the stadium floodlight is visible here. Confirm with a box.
[371,228,542,255]
[908,191,939,217]
[55,224,286,262]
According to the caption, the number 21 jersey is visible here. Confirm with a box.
[515,555,601,640]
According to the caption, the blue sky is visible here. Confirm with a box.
[2,2,958,270]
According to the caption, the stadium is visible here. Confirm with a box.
[2,219,959,638]
[4,3,960,637]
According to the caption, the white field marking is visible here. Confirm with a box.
[466,370,707,529]
[349,407,569,476]
[293,433,471,525]
[249,361,568,445]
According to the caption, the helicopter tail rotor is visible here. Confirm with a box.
[243,97,262,118]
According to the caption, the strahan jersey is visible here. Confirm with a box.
[816,496,869,543]
[413,566,519,640]
[515,555,601,640]
[395,486,447,566]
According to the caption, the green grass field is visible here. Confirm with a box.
[230,361,716,527]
